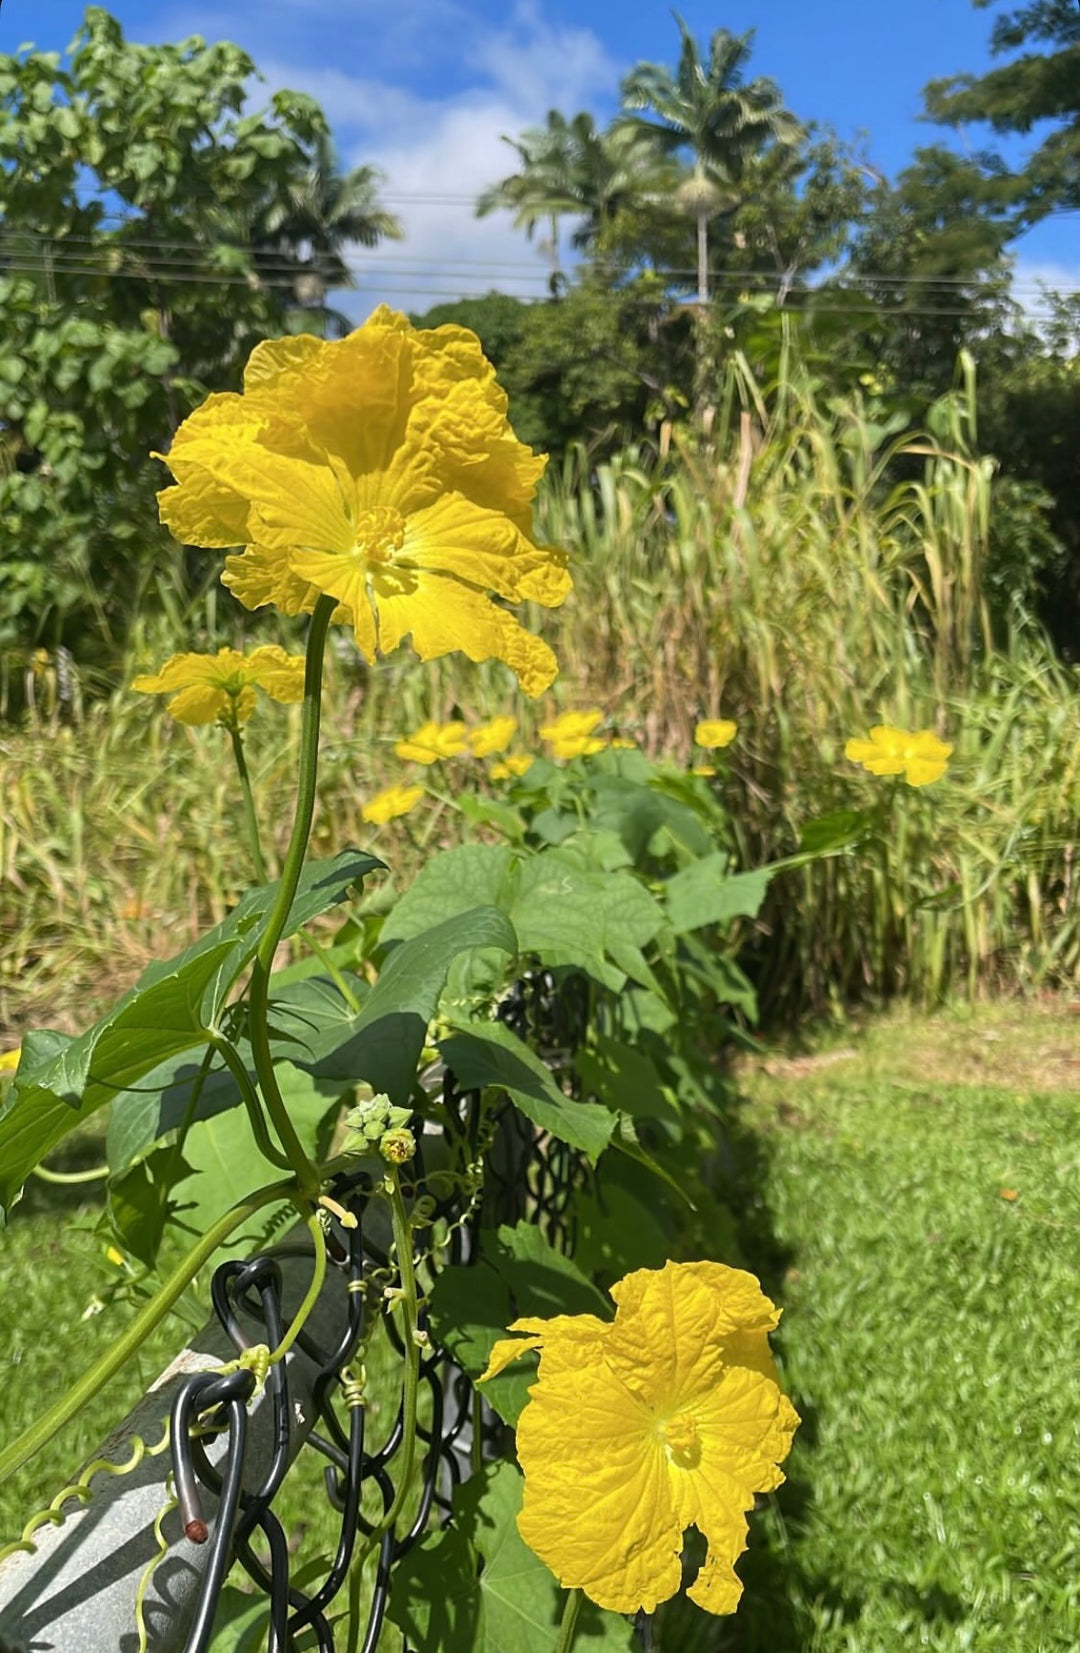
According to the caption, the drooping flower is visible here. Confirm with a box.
[540,709,607,761]
[694,719,737,750]
[480,1259,799,1618]
[469,715,518,758]
[844,725,952,787]
[361,783,425,824]
[394,720,469,765]
[491,754,534,780]
[131,646,306,727]
[154,308,571,695]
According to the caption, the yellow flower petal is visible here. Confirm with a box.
[694,719,737,750]
[361,784,425,825]
[540,710,604,743]
[163,683,229,725]
[490,753,534,780]
[373,569,558,697]
[394,720,470,765]
[469,715,518,758]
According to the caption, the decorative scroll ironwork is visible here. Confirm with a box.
[169,970,589,1653]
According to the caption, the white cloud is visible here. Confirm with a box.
[256,8,618,316]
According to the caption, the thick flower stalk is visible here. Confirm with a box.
[845,725,952,787]
[131,646,305,727]
[155,307,571,695]
[481,1259,799,1618]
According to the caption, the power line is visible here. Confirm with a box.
[1,234,1074,296]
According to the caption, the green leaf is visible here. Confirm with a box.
[169,1061,333,1250]
[798,809,873,855]
[389,1462,637,1653]
[663,857,773,934]
[380,845,515,943]
[305,907,517,1102]
[510,851,664,992]
[438,1021,615,1160]
[0,851,378,1214]
[588,775,712,861]
[575,1037,681,1140]
[426,1261,534,1424]
[485,1221,610,1319]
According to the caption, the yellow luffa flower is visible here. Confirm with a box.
[155,308,571,695]
[468,714,518,758]
[0,1047,20,1074]
[480,1259,799,1617]
[361,783,424,824]
[131,646,305,726]
[394,720,469,765]
[540,708,607,761]
[490,753,534,780]
[694,719,737,750]
[844,725,952,787]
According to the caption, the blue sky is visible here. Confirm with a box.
[3,0,1077,316]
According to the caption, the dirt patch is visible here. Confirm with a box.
[739,996,1080,1097]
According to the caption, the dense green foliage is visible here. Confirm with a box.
[0,8,399,660]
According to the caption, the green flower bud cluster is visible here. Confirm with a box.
[342,1093,415,1162]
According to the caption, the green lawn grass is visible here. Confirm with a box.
[707,1000,1080,1653]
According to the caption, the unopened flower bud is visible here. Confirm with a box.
[380,1127,416,1164]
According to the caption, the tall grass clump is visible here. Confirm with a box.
[537,347,1080,1011]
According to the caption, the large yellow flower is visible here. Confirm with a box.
[131,646,305,726]
[154,308,571,696]
[845,725,952,787]
[481,1259,799,1617]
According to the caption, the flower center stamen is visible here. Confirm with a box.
[354,506,406,567]
[661,1411,701,1469]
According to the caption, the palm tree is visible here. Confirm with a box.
[476,110,592,281]
[477,111,678,286]
[620,16,803,306]
[256,133,403,333]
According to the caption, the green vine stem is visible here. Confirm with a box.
[31,1162,109,1185]
[208,1033,293,1173]
[245,594,336,1200]
[268,1210,327,1365]
[0,1177,297,1486]
[554,1587,583,1653]
[378,1166,421,1534]
[228,723,268,885]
